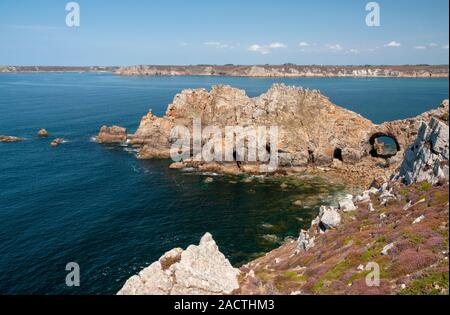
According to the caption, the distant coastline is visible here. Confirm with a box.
[1,65,448,78]
[0,66,119,73]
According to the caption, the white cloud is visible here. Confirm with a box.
[179,42,188,47]
[269,42,287,49]
[248,42,287,54]
[248,44,270,55]
[384,41,401,48]
[414,46,427,50]
[443,44,449,50]
[326,44,344,51]
[348,48,360,54]
[298,42,310,47]
[428,43,438,47]
[204,41,230,49]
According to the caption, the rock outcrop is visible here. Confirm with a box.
[395,118,449,185]
[0,135,24,143]
[50,138,64,147]
[38,129,49,137]
[118,233,240,295]
[96,125,127,144]
[111,84,448,177]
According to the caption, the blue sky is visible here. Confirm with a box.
[0,0,448,66]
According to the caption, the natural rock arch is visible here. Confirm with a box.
[369,132,401,159]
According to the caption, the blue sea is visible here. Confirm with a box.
[0,73,448,294]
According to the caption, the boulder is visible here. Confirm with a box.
[96,125,127,144]
[318,206,341,230]
[339,197,357,212]
[117,233,240,295]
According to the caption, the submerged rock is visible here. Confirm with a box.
[50,138,64,147]
[117,233,240,295]
[96,125,127,144]
[0,135,24,143]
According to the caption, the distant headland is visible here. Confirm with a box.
[1,65,448,78]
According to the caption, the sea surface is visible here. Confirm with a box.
[0,73,448,294]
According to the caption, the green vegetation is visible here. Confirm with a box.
[402,232,425,246]
[281,271,306,282]
[313,260,350,293]
[418,181,433,192]
[399,272,449,295]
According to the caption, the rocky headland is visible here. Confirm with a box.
[96,84,448,187]
[116,65,449,78]
[117,110,449,295]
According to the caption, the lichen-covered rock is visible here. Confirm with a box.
[96,125,127,144]
[117,233,240,295]
[395,118,449,185]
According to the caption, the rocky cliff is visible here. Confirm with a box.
[116,65,449,78]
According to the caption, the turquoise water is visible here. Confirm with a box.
[0,73,448,294]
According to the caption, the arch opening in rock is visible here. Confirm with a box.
[369,133,400,159]
[333,148,343,161]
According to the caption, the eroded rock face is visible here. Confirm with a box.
[96,125,127,144]
[395,118,449,185]
[117,233,240,295]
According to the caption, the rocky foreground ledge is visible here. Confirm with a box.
[118,233,239,295]
[118,116,449,295]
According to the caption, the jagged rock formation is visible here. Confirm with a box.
[101,84,448,177]
[395,118,449,185]
[96,126,127,144]
[116,65,449,78]
[117,233,240,295]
